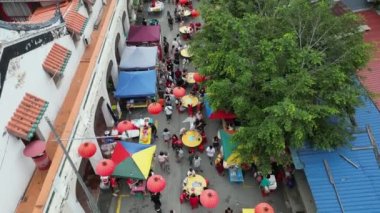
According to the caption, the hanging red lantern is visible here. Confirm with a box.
[148,102,163,115]
[179,0,188,4]
[95,159,115,176]
[78,142,97,158]
[193,72,206,83]
[173,87,186,98]
[255,202,274,213]
[117,120,136,133]
[191,9,200,18]
[147,175,166,193]
[200,189,219,209]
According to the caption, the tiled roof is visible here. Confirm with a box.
[6,93,49,141]
[294,97,380,212]
[64,11,88,35]
[358,11,380,108]
[28,2,71,23]
[42,43,72,76]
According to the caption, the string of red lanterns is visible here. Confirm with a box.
[200,189,219,209]
[255,202,274,213]
[147,174,166,193]
[173,86,186,98]
[95,159,115,176]
[78,142,97,158]
[193,72,206,83]
[148,102,163,115]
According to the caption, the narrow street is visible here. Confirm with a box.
[105,1,291,212]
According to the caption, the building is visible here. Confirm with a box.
[0,0,137,212]
[291,2,380,212]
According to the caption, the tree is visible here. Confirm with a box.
[191,0,371,172]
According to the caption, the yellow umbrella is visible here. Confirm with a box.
[182,130,202,147]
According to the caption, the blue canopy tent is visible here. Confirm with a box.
[119,46,158,71]
[115,70,157,99]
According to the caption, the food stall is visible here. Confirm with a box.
[119,46,158,71]
[127,25,162,60]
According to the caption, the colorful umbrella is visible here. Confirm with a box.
[111,141,156,179]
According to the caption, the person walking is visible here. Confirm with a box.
[164,104,173,122]
[188,149,195,166]
[149,122,158,141]
[225,207,234,213]
[162,128,171,146]
[163,39,169,57]
[206,145,216,165]
[176,147,184,163]
[151,192,162,211]
[157,151,168,170]
[193,155,202,172]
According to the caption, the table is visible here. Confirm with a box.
[183,174,207,196]
[139,127,152,144]
[228,167,244,183]
[132,117,153,128]
[242,209,255,213]
[184,72,195,83]
[148,1,164,12]
[179,26,192,34]
[180,48,193,58]
[182,130,202,147]
[181,95,198,107]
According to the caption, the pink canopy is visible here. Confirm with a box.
[127,25,161,45]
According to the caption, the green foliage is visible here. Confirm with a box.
[191,0,371,172]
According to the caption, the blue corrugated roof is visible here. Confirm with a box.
[295,97,380,213]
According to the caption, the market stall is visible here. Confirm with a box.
[119,46,158,71]
[126,25,162,60]
[219,130,244,183]
[111,141,156,180]
[115,70,157,108]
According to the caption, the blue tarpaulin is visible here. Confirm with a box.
[119,46,158,71]
[115,70,157,98]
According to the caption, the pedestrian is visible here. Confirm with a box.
[171,38,179,53]
[171,134,179,149]
[151,192,161,208]
[165,95,172,106]
[212,136,220,149]
[142,18,147,26]
[206,145,216,165]
[193,155,202,172]
[157,151,168,169]
[149,122,158,140]
[163,128,171,146]
[188,149,194,166]
[225,207,234,213]
[187,104,193,117]
[187,168,196,177]
[163,39,169,57]
[164,104,173,122]
[168,14,173,30]
[189,193,199,209]
[176,147,184,162]
[195,111,203,121]
[110,177,119,197]
[174,49,180,65]
[260,175,271,197]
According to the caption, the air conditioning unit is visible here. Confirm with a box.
[83,36,91,46]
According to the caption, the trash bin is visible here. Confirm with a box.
[23,140,51,170]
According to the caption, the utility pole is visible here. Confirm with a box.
[45,117,101,213]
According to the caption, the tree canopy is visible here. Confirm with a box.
[191,0,371,172]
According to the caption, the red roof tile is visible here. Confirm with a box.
[42,43,72,76]
[6,93,49,141]
[358,11,380,108]
[28,1,71,23]
[64,10,88,35]
[331,1,351,16]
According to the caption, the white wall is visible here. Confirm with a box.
[0,0,127,211]
[44,0,129,211]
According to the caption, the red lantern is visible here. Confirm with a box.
[95,159,115,176]
[78,142,97,158]
[117,120,135,133]
[200,189,219,209]
[193,72,205,83]
[173,87,186,98]
[147,175,166,192]
[151,0,156,7]
[255,202,274,213]
[179,0,188,4]
[191,9,200,18]
[148,102,163,115]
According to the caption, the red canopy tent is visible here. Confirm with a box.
[126,25,162,60]
[204,98,236,120]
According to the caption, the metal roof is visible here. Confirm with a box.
[295,97,380,213]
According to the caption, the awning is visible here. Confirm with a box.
[42,43,72,76]
[127,25,161,45]
[204,98,236,120]
[115,70,157,98]
[119,46,158,71]
[6,93,49,141]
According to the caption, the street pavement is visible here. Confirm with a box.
[106,1,291,212]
